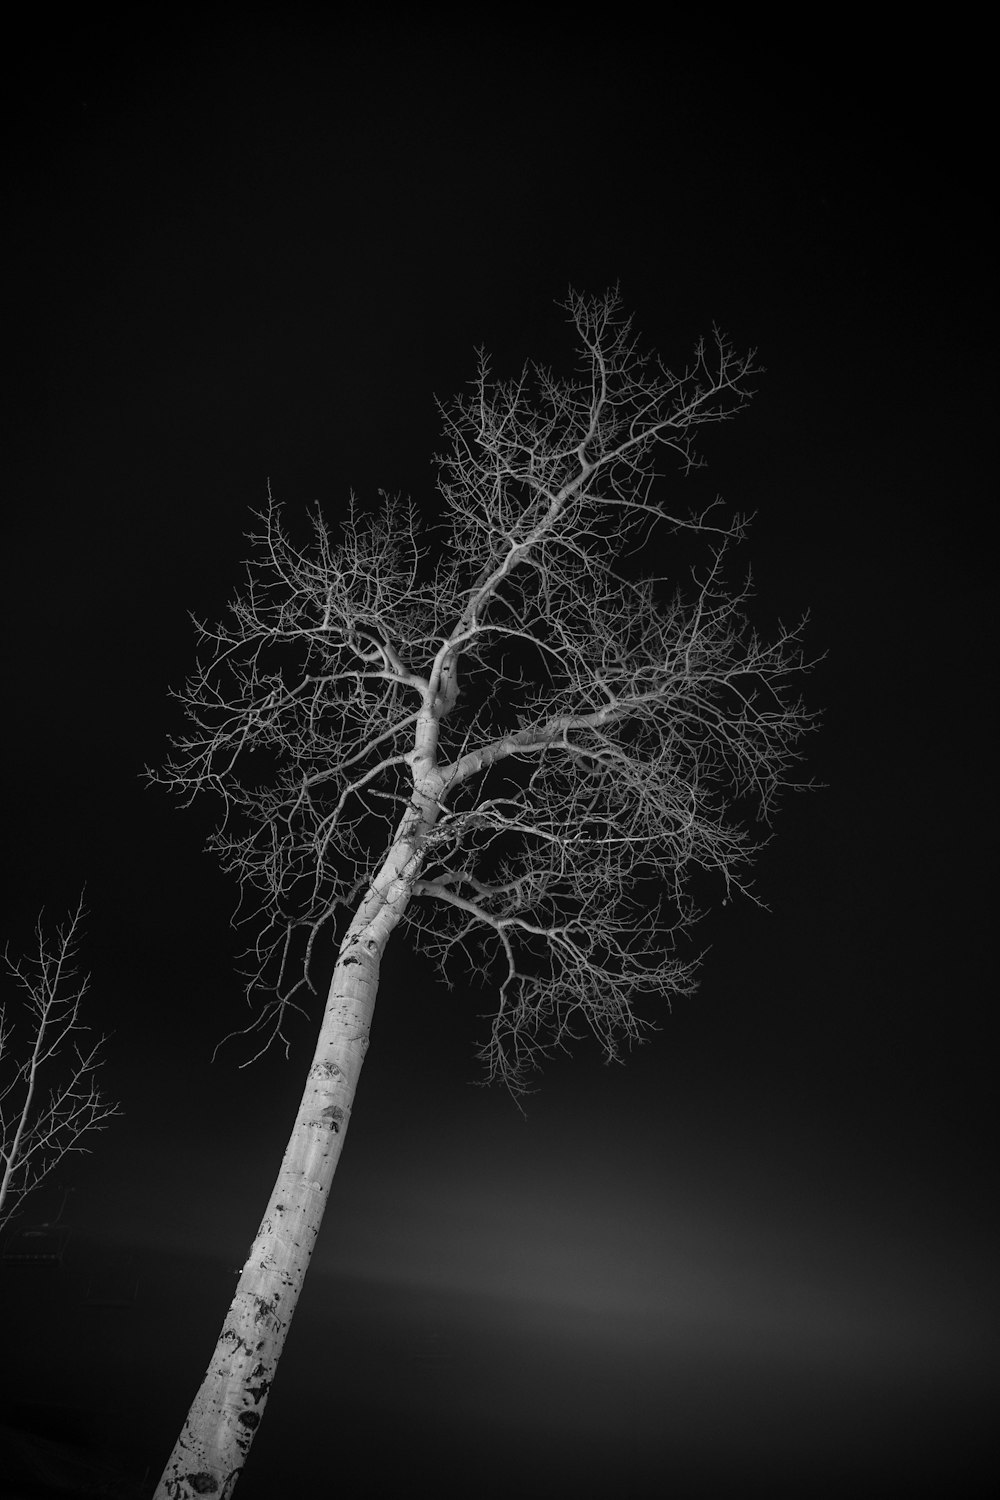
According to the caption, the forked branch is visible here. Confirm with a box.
[0,898,120,1230]
[153,290,818,1090]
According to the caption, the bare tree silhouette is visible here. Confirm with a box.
[151,291,816,1497]
[1,897,119,1233]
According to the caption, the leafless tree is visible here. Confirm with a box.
[151,290,816,1498]
[0,897,120,1233]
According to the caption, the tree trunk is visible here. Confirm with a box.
[153,829,423,1499]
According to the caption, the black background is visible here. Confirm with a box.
[2,20,995,1498]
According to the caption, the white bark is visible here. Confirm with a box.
[154,806,433,1498]
[150,291,816,1494]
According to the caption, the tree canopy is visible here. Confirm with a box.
[157,290,815,1093]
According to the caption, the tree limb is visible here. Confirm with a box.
[0,898,120,1231]
[151,289,818,1088]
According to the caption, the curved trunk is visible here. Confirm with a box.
[153,827,424,1500]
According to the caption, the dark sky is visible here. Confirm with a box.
[2,22,995,1500]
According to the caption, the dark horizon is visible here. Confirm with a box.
[2,22,995,1498]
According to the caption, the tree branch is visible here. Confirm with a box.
[0,898,121,1231]
[152,289,818,1087]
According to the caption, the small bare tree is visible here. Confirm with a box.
[151,291,816,1498]
[0,897,120,1233]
